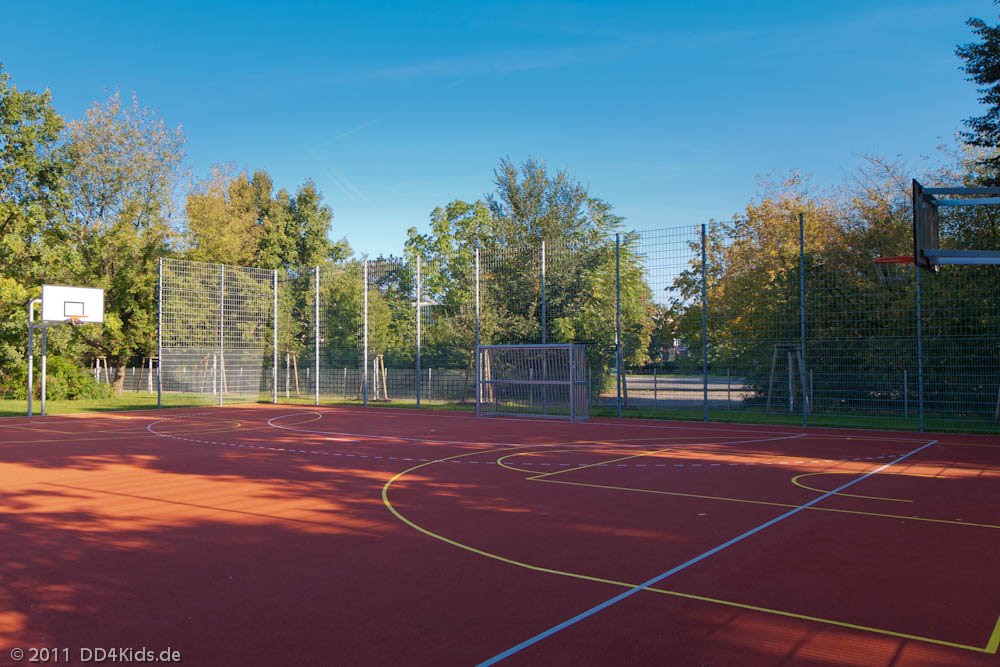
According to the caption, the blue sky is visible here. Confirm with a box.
[2,0,990,257]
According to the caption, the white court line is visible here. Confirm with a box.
[262,403,944,443]
[266,412,815,449]
[477,438,940,666]
[146,414,834,470]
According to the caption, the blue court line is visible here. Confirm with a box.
[478,439,939,666]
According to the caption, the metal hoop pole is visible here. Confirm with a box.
[916,265,925,431]
[40,324,47,416]
[27,298,40,416]
[701,224,708,422]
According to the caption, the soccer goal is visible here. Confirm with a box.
[476,344,590,422]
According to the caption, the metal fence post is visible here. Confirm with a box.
[158,259,163,409]
[273,269,278,404]
[653,367,658,410]
[540,240,546,344]
[904,369,909,418]
[701,223,708,422]
[799,212,807,427]
[540,242,548,413]
[475,248,481,417]
[416,255,422,408]
[315,265,320,407]
[363,260,369,407]
[219,264,224,407]
[615,233,622,418]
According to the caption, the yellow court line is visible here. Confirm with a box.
[495,448,668,477]
[527,448,678,480]
[942,441,1000,449]
[989,617,1000,654]
[791,472,912,503]
[496,450,572,474]
[0,422,250,445]
[381,448,999,654]
[532,477,1000,530]
[0,423,78,434]
[268,411,325,427]
[496,444,998,529]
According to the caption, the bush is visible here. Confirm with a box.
[0,356,112,400]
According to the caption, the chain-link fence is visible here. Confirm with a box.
[159,259,274,404]
[157,223,1000,432]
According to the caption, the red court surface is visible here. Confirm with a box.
[0,404,998,666]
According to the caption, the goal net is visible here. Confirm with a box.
[476,344,589,421]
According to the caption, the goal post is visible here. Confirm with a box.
[476,344,590,422]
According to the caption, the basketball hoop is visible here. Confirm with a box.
[67,315,90,327]
[873,256,914,287]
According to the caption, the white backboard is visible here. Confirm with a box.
[41,285,104,323]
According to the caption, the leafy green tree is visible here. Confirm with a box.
[668,168,919,408]
[407,158,651,391]
[186,168,346,269]
[291,181,349,266]
[957,3,1000,182]
[0,66,65,390]
[58,91,186,394]
[184,166,260,266]
[405,201,488,377]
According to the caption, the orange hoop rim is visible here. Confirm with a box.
[873,255,915,265]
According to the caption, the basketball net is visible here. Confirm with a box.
[873,256,914,288]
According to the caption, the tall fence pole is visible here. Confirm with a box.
[272,269,278,405]
[540,240,547,344]
[363,260,369,407]
[701,224,709,422]
[416,255,422,409]
[157,259,163,409]
[314,265,320,407]
[916,264,925,432]
[475,248,481,417]
[615,233,622,418]
[904,369,909,418]
[219,264,224,407]
[799,212,807,427]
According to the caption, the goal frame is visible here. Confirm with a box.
[476,343,590,422]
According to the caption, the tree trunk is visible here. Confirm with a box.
[112,364,127,396]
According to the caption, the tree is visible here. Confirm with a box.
[59,91,186,394]
[184,166,260,266]
[406,158,651,392]
[291,180,349,266]
[186,168,346,269]
[0,66,65,393]
[957,3,1000,182]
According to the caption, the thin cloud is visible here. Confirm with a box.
[306,149,367,201]
[335,47,586,84]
